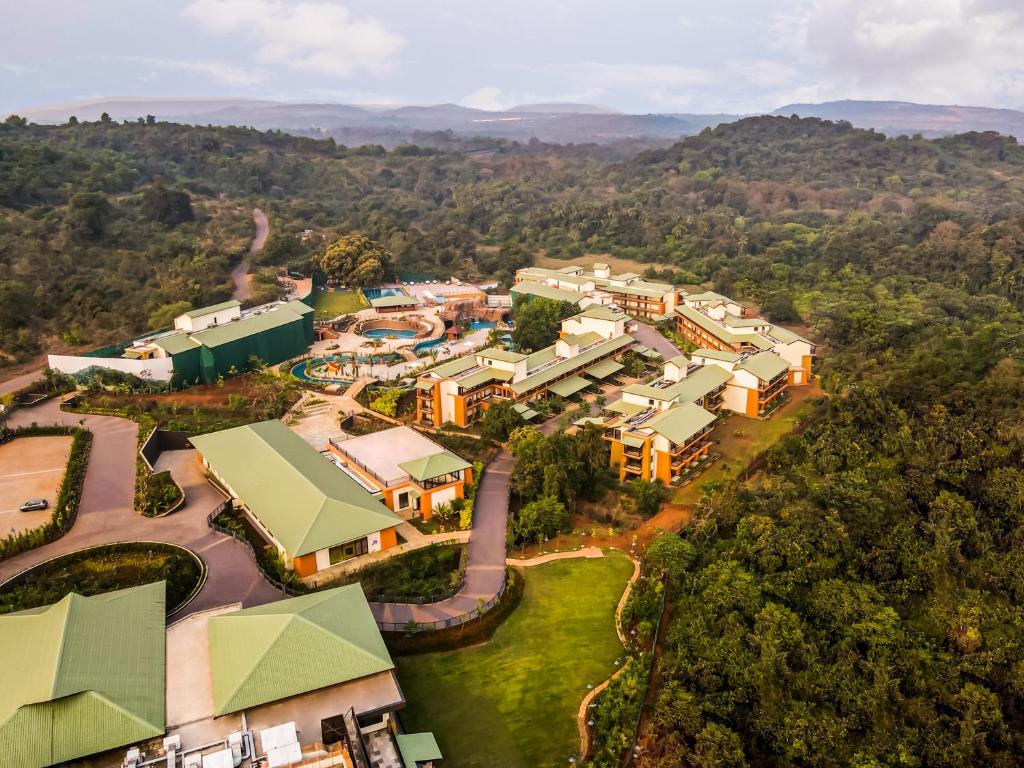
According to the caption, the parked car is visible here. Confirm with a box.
[19,499,48,512]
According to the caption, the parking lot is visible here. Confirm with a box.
[0,435,72,537]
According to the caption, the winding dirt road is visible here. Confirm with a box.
[231,207,269,302]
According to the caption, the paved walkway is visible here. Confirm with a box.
[506,547,604,567]
[629,321,681,359]
[0,400,282,617]
[0,368,43,396]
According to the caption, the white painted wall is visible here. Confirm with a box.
[174,306,240,332]
[429,486,457,510]
[47,354,175,381]
[722,383,751,415]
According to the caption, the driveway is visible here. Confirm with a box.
[231,207,269,302]
[630,321,681,359]
[0,400,281,617]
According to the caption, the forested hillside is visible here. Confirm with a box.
[3,110,1024,764]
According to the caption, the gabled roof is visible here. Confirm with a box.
[184,299,240,319]
[209,586,394,716]
[767,324,811,345]
[622,365,731,404]
[694,348,741,363]
[457,367,514,390]
[398,451,472,482]
[645,402,717,445]
[686,291,732,303]
[736,351,790,382]
[477,347,526,363]
[152,333,202,355]
[0,583,166,767]
[397,733,443,767]
[426,355,477,378]
[560,331,602,347]
[191,420,401,557]
[509,334,633,395]
[189,301,312,349]
[664,354,690,369]
[572,304,626,322]
[510,282,585,304]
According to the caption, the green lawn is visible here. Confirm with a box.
[396,552,632,767]
[312,288,364,319]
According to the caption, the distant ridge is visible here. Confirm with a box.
[772,99,1024,138]
[508,102,621,115]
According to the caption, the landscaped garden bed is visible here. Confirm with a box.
[0,541,204,615]
[339,542,467,603]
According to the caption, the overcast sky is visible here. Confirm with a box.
[4,0,1024,114]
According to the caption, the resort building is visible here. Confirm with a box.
[48,298,315,385]
[191,420,403,577]
[513,263,682,320]
[691,348,791,417]
[0,583,167,767]
[605,400,718,484]
[326,426,473,519]
[675,292,815,385]
[416,305,634,428]
[0,584,442,767]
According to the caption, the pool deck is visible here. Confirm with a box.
[309,303,497,382]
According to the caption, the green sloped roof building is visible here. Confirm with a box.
[208,585,395,716]
[0,583,166,767]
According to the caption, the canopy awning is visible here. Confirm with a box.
[621,435,646,449]
[605,400,647,416]
[585,359,624,379]
[514,406,539,420]
[548,375,591,398]
[640,348,662,359]
[415,380,435,391]
[574,416,606,427]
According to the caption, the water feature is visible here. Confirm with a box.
[362,327,418,339]
[467,320,496,331]
[362,287,407,299]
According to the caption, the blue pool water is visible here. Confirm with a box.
[362,287,406,299]
[362,327,418,339]
[413,337,446,353]
[467,320,496,331]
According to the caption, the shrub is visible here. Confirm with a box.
[369,387,404,417]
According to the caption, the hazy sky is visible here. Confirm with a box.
[4,0,1024,114]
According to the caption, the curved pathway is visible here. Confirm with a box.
[231,207,269,302]
[0,400,281,616]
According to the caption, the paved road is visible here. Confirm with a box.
[370,451,513,628]
[231,207,269,302]
[630,321,681,359]
[0,400,282,616]
[0,369,43,396]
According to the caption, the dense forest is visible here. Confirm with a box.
[4,113,1024,764]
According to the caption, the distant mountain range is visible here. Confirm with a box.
[17,97,1024,145]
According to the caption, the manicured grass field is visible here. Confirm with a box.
[396,551,632,767]
[312,288,364,319]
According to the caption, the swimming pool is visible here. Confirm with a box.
[362,327,418,339]
[362,287,406,299]
[413,337,446,353]
[467,320,496,331]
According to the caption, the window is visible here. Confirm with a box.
[398,491,410,509]
[328,538,369,564]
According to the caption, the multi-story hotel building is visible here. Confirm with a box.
[513,263,682,320]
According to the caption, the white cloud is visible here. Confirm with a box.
[460,87,517,111]
[120,56,265,87]
[563,63,719,110]
[775,0,1024,107]
[1,64,29,76]
[182,0,405,78]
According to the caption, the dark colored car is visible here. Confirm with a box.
[19,498,48,512]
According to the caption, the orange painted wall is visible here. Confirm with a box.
[655,451,672,483]
[802,355,813,379]
[379,527,398,551]
[293,553,318,577]
[745,387,759,417]
[453,395,468,427]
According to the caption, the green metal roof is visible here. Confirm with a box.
[510,282,585,304]
[561,331,602,347]
[621,435,646,449]
[767,324,811,345]
[667,365,732,402]
[0,583,166,767]
[427,356,477,378]
[694,348,740,363]
[736,351,790,382]
[604,399,648,416]
[525,347,558,370]
[686,291,731,303]
[640,349,662,359]
[585,359,624,379]
[397,733,443,767]
[415,380,435,391]
[184,299,240,319]
[721,313,769,328]
[191,420,401,557]
[664,354,690,369]
[646,402,716,445]
[573,305,626,322]
[574,416,606,427]
[510,334,633,395]
[477,347,526,363]
[209,585,394,716]
[190,301,312,349]
[398,451,472,482]
[457,367,514,390]
[369,294,418,308]
[548,375,591,398]
[152,332,201,355]
[517,408,540,420]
